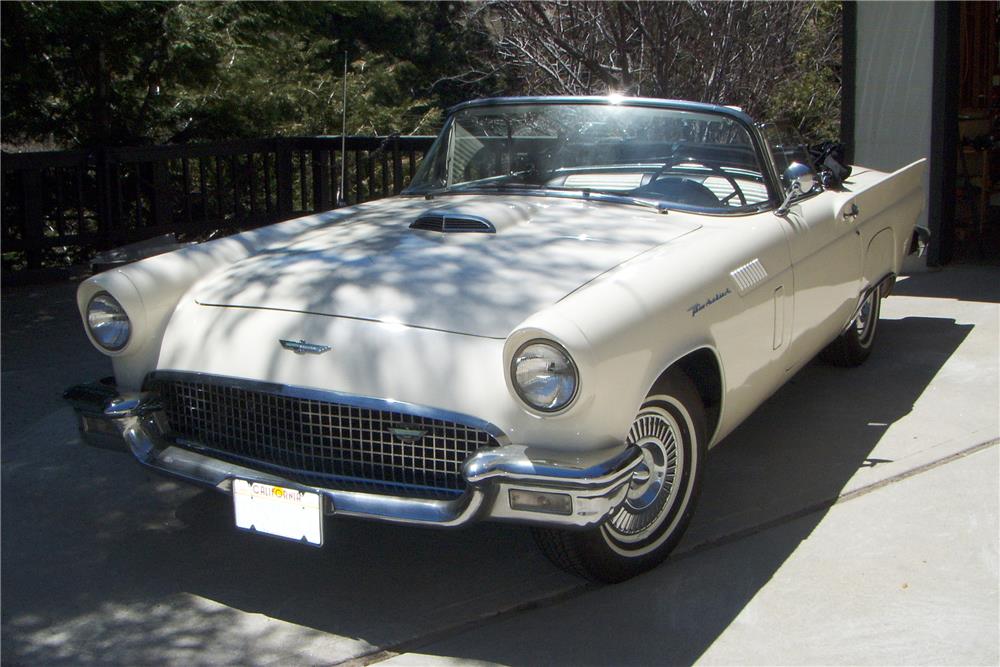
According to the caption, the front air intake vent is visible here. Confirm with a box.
[411,213,496,234]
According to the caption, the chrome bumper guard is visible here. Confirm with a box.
[64,383,642,530]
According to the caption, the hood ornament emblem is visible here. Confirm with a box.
[279,339,331,355]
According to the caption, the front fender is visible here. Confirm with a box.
[75,204,390,390]
[511,217,787,451]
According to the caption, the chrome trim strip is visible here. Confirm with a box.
[509,338,580,415]
[192,301,508,341]
[325,487,486,526]
[464,444,641,488]
[447,96,758,125]
[144,370,512,447]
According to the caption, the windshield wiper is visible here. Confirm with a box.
[417,174,537,199]
[542,186,671,214]
[419,182,670,213]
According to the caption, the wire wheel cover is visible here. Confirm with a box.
[606,406,683,543]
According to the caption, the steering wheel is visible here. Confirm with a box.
[646,156,748,207]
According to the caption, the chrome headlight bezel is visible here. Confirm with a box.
[510,339,579,413]
[86,291,131,352]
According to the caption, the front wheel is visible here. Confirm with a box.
[533,371,706,583]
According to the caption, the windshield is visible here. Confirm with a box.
[404,102,771,213]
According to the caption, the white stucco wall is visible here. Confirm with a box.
[854,1,934,270]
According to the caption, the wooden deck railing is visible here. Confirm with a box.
[1,135,435,274]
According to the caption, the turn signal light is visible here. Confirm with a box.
[509,489,572,516]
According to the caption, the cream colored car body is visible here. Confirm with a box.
[76,159,926,454]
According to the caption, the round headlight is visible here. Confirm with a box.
[86,292,131,351]
[511,340,578,412]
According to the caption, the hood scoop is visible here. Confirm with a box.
[410,211,496,234]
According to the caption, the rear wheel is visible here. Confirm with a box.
[533,371,706,583]
[820,287,881,367]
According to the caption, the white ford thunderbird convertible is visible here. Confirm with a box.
[67,97,926,582]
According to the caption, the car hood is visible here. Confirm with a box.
[192,195,701,338]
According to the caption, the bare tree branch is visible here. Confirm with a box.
[459,0,841,139]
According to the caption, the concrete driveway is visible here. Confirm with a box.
[2,266,997,666]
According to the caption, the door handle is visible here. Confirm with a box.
[843,204,860,222]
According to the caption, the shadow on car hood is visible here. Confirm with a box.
[192,195,701,338]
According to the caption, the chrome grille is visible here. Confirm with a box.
[146,376,499,499]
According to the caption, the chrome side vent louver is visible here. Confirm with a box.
[410,213,496,234]
[730,258,768,295]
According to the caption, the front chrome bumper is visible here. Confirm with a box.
[65,382,642,530]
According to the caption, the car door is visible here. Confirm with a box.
[781,191,863,366]
[761,123,862,369]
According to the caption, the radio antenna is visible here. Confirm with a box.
[339,51,347,206]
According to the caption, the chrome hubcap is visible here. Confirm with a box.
[855,290,877,347]
[627,437,668,511]
[606,407,681,543]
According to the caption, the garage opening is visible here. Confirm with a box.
[953,1,1000,262]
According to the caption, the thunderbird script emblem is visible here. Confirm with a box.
[279,339,331,355]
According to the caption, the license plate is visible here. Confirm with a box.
[232,479,324,546]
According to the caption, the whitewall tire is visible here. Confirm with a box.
[533,370,706,583]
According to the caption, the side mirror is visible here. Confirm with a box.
[776,162,816,216]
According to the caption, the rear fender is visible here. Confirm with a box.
[864,228,896,291]
[851,159,927,274]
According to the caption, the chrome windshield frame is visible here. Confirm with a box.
[402,96,784,210]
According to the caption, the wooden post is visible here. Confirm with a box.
[263,152,272,214]
[96,149,116,248]
[367,150,375,201]
[330,147,340,207]
[182,158,192,224]
[231,154,240,220]
[355,150,363,204]
[276,145,293,216]
[21,169,44,270]
[214,158,223,220]
[312,149,331,211]
[198,157,208,222]
[248,153,257,215]
[392,135,403,194]
[151,160,170,231]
